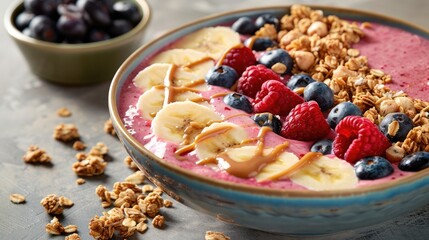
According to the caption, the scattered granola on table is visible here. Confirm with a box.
[45,216,78,235]
[75,178,86,185]
[65,233,82,240]
[22,145,51,164]
[9,193,26,204]
[72,141,86,151]
[124,170,145,185]
[53,123,80,142]
[40,194,74,215]
[152,215,165,228]
[205,231,231,240]
[72,142,109,176]
[104,119,116,136]
[57,107,72,117]
[124,156,139,171]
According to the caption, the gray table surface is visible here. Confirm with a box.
[1,0,428,239]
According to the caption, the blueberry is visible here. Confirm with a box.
[286,73,316,90]
[251,113,282,134]
[223,93,253,113]
[77,0,111,27]
[86,28,110,42]
[231,17,257,35]
[57,5,87,39]
[310,139,333,155]
[28,15,59,42]
[244,37,277,51]
[354,156,394,180]
[255,14,280,31]
[24,0,58,16]
[303,82,334,112]
[205,65,238,89]
[259,49,293,75]
[108,19,133,37]
[327,102,362,129]
[379,112,414,142]
[398,151,429,172]
[15,11,35,31]
[112,1,142,25]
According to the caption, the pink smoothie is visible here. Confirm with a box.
[118,22,429,190]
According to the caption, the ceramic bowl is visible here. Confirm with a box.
[109,6,429,235]
[4,0,151,85]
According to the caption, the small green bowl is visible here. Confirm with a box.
[4,0,151,85]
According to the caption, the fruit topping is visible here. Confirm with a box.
[237,64,281,98]
[244,37,277,51]
[280,101,330,141]
[219,46,256,75]
[286,73,315,91]
[24,0,58,16]
[354,156,394,180]
[327,102,362,129]
[310,139,333,155]
[28,15,59,42]
[379,112,414,142]
[231,17,257,35]
[15,11,35,31]
[223,93,253,113]
[77,0,111,27]
[251,113,282,134]
[205,65,238,89]
[252,80,304,116]
[333,116,391,164]
[112,0,143,25]
[259,49,294,75]
[398,151,429,172]
[303,81,334,112]
[255,14,280,31]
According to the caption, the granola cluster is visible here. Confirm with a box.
[90,181,170,239]
[40,194,74,215]
[53,123,80,142]
[261,5,429,156]
[72,142,108,176]
[22,145,51,164]
[45,216,78,235]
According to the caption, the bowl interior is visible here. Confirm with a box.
[109,5,429,197]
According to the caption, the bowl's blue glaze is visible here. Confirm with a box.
[109,6,429,235]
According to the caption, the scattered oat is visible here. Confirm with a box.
[142,184,154,193]
[140,192,164,218]
[204,231,231,240]
[124,156,139,171]
[9,193,26,204]
[205,231,231,240]
[76,178,86,185]
[72,141,86,151]
[57,107,72,117]
[22,145,51,164]
[40,194,73,215]
[89,142,108,156]
[136,222,148,233]
[45,217,64,235]
[64,225,78,234]
[72,155,107,176]
[95,185,112,208]
[152,215,165,228]
[104,119,116,136]
[163,199,173,208]
[53,123,80,142]
[65,233,81,240]
[125,170,145,185]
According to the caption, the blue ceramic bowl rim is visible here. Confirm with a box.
[4,0,151,52]
[109,5,429,198]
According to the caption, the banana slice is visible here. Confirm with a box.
[137,87,212,120]
[133,63,208,91]
[151,49,214,79]
[195,122,248,160]
[152,101,222,144]
[173,27,241,59]
[289,156,358,191]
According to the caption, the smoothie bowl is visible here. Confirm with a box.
[109,5,429,235]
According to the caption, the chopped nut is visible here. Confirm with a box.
[53,123,80,142]
[205,231,231,240]
[104,119,116,136]
[271,62,287,74]
[307,21,328,37]
[76,178,86,185]
[64,225,78,234]
[294,50,315,71]
[45,217,64,235]
[125,171,145,185]
[379,100,399,116]
[386,145,406,163]
[57,107,72,117]
[9,193,26,204]
[136,222,148,233]
[124,156,139,171]
[22,145,51,164]
[65,233,81,240]
[152,215,165,228]
[280,29,302,46]
[163,199,173,208]
[72,141,86,151]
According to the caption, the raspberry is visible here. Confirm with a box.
[252,80,304,116]
[220,46,256,75]
[237,64,281,98]
[333,116,391,164]
[280,101,330,141]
